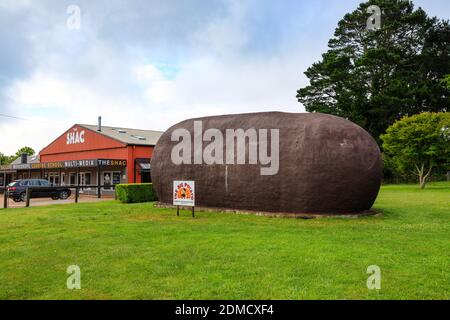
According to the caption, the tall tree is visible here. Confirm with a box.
[297,0,450,142]
[381,112,450,188]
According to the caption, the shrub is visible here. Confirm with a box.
[115,183,158,203]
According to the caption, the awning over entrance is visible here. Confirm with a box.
[134,158,151,183]
[136,159,151,170]
[0,158,127,175]
[4,159,128,170]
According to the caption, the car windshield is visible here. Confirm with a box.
[40,180,51,186]
[7,181,19,187]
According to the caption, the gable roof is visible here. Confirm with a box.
[10,154,40,165]
[79,124,163,146]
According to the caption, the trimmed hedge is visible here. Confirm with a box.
[115,183,158,203]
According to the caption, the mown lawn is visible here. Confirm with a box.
[0,182,448,300]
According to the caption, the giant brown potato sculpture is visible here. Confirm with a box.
[151,112,382,214]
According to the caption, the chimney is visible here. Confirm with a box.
[21,153,28,164]
[98,116,102,131]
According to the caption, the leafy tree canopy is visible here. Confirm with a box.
[14,146,35,158]
[297,0,450,142]
[0,153,9,166]
[0,147,36,165]
[381,112,450,188]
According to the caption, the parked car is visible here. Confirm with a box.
[6,179,71,202]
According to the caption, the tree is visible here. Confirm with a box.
[443,74,450,89]
[14,146,35,157]
[297,0,450,142]
[1,147,37,165]
[0,153,9,166]
[381,112,450,188]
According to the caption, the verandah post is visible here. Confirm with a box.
[97,162,101,199]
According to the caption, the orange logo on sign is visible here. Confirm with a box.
[174,183,194,200]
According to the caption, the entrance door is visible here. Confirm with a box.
[77,173,91,186]
[69,173,76,186]
[49,174,60,186]
[77,172,91,193]
[141,171,151,183]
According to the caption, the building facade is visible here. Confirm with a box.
[0,122,163,188]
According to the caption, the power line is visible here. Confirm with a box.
[0,113,28,121]
[0,113,67,126]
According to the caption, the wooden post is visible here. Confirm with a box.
[75,187,79,203]
[192,206,195,218]
[3,190,8,209]
[177,205,179,216]
[25,187,31,207]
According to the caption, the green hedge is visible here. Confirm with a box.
[115,183,158,203]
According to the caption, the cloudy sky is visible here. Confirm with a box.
[0,0,449,155]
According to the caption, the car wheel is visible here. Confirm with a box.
[59,190,69,200]
[20,192,27,202]
[13,197,22,203]
[51,195,59,200]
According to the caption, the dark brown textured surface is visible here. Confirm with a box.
[151,112,382,214]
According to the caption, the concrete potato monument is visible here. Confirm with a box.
[151,112,382,214]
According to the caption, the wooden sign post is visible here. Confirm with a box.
[3,190,8,209]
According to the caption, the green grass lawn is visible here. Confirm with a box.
[0,182,449,300]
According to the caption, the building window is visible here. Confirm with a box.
[112,172,121,185]
[69,173,76,185]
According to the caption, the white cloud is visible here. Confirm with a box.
[133,64,176,103]
[191,0,250,55]
[0,0,315,155]
[0,0,32,11]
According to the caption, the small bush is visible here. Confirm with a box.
[115,183,158,203]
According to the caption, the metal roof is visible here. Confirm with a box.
[10,154,40,165]
[79,124,164,146]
